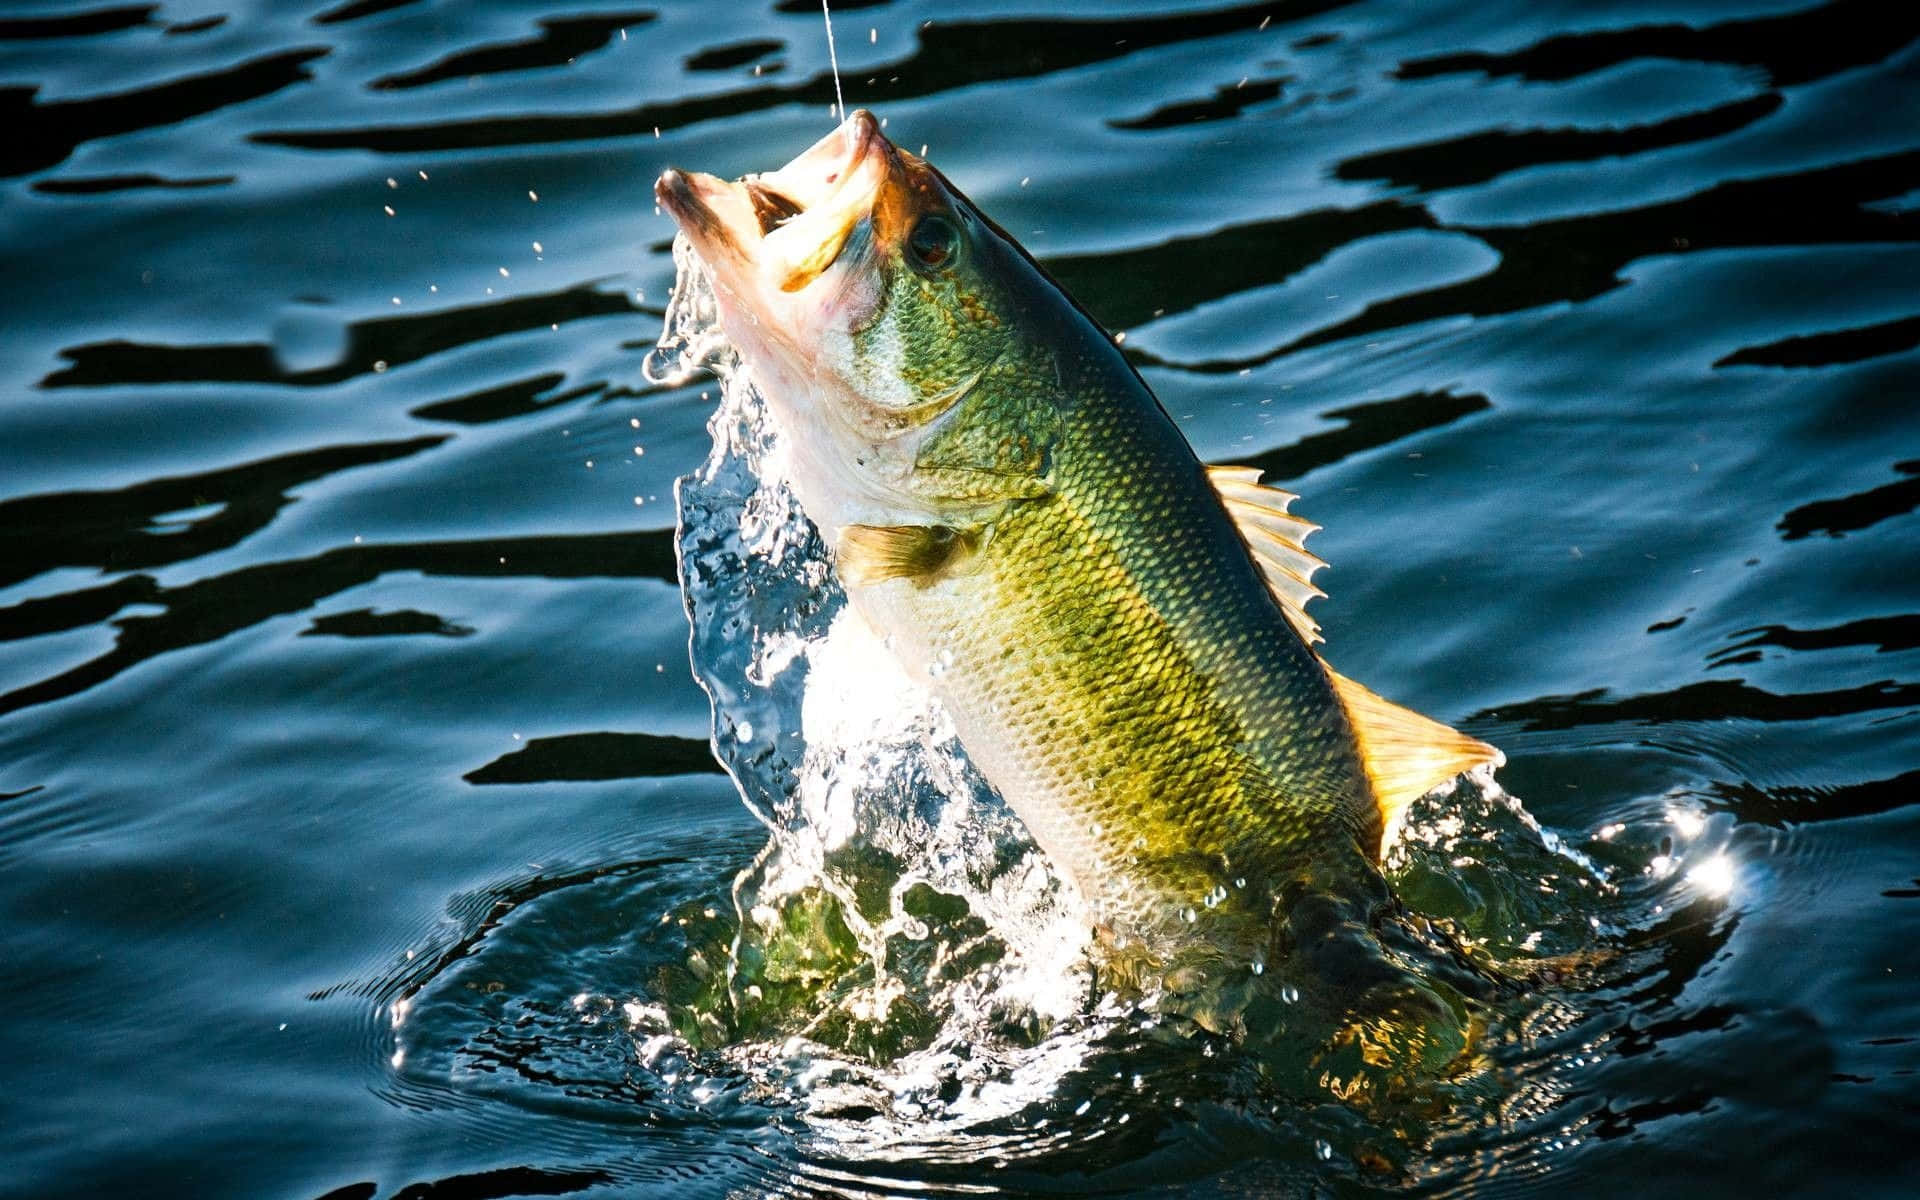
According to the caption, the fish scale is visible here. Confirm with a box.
[855,334,1378,944]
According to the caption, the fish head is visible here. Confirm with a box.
[657,110,1049,527]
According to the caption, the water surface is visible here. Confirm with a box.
[3,1,1917,1196]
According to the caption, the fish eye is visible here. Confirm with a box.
[906,214,959,272]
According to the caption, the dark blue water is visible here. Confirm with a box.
[3,1,1918,1195]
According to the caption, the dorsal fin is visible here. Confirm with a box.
[1207,465,1326,643]
[1207,467,1501,853]
[1325,668,1504,854]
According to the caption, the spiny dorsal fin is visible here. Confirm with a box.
[1207,465,1326,643]
[1326,668,1504,855]
[836,523,975,586]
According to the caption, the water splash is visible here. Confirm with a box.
[637,235,1669,1183]
[652,235,1104,1138]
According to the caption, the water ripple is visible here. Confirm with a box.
[2,1,1916,1195]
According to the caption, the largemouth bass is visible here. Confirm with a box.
[656,111,1499,963]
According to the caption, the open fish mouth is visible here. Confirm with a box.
[656,109,905,296]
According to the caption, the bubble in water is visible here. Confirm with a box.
[270,306,349,375]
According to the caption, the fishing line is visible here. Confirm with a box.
[821,0,845,122]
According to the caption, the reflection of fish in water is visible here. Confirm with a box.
[654,111,1500,982]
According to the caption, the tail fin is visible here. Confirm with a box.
[1326,669,1503,856]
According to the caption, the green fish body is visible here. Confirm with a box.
[656,111,1497,960]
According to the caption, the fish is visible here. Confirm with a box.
[654,111,1500,967]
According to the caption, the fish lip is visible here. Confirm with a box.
[654,167,748,266]
[654,168,706,237]
[654,109,895,284]
[757,108,888,210]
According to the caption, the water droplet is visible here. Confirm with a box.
[1281,984,1300,1004]
[1314,1138,1332,1161]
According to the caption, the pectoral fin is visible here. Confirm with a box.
[1326,669,1504,855]
[836,523,977,586]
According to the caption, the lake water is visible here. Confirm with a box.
[3,1,1918,1196]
